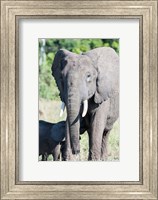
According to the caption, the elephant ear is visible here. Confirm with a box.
[51,49,70,101]
[85,47,119,104]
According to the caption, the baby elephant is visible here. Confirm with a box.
[39,120,65,161]
[39,118,89,161]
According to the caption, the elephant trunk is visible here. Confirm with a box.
[67,87,80,155]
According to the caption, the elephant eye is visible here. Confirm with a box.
[86,73,91,82]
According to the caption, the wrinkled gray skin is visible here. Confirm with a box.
[52,47,119,161]
[39,118,88,161]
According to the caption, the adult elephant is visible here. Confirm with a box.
[52,47,119,161]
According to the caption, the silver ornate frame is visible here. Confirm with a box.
[0,0,157,199]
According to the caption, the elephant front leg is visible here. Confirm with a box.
[88,117,106,161]
[42,153,48,161]
[88,101,110,161]
[52,143,60,161]
[101,130,110,161]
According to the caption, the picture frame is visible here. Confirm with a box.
[0,0,157,199]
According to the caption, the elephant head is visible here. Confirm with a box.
[52,47,119,156]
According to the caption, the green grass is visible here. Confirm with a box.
[39,99,119,161]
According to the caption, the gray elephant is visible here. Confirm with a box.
[52,47,119,161]
[39,118,89,161]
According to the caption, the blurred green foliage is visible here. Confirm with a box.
[39,39,119,100]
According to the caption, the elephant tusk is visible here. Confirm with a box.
[82,100,88,117]
[60,102,65,117]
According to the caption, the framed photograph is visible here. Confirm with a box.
[0,0,157,199]
[38,37,120,163]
